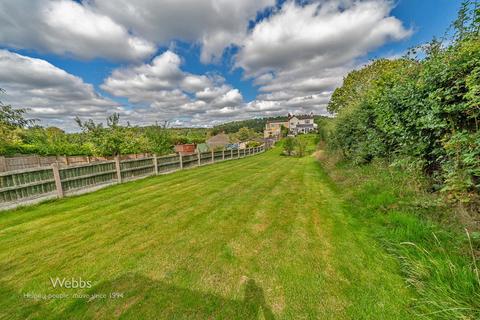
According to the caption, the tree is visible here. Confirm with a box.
[0,88,35,128]
[236,127,256,141]
[0,88,36,155]
[283,137,295,156]
[75,113,125,156]
[144,122,172,155]
[296,138,307,157]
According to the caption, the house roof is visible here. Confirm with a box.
[207,133,229,145]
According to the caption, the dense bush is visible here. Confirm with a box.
[282,137,295,156]
[327,3,480,201]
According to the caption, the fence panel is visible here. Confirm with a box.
[66,156,89,166]
[214,151,224,161]
[0,153,153,172]
[5,155,41,171]
[1,145,265,210]
[38,156,59,167]
[180,154,198,169]
[200,151,213,165]
[157,154,181,173]
[0,167,56,204]
[120,158,155,181]
[60,162,117,193]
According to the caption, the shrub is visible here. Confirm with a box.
[283,137,295,156]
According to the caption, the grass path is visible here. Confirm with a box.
[0,149,415,319]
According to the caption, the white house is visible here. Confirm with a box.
[288,113,317,135]
[263,113,317,138]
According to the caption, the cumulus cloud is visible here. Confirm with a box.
[0,50,122,128]
[89,0,275,63]
[236,0,410,75]
[236,0,411,116]
[0,0,155,61]
[101,50,245,124]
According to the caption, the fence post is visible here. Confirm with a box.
[222,149,225,161]
[64,155,69,166]
[197,150,201,166]
[51,163,64,198]
[211,150,214,163]
[153,154,159,175]
[0,156,6,172]
[238,149,240,159]
[115,155,122,183]
[230,149,233,159]
[179,153,183,169]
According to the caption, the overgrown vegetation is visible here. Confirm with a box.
[281,134,316,157]
[316,153,480,320]
[326,2,480,203]
[312,3,480,318]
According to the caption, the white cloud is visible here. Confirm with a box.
[0,49,121,128]
[235,0,411,117]
[88,0,275,62]
[101,50,245,124]
[236,1,410,75]
[0,0,155,61]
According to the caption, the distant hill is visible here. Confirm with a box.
[212,115,330,134]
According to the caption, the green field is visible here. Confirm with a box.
[2,148,421,319]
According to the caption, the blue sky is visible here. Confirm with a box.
[0,0,463,129]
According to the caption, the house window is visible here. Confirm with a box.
[305,120,309,123]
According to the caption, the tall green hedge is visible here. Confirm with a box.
[327,3,480,201]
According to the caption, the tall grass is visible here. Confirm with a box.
[320,156,480,319]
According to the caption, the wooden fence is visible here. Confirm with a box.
[0,153,152,173]
[0,146,265,211]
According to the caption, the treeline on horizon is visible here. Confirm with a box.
[322,1,479,202]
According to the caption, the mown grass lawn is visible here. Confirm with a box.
[0,148,416,319]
